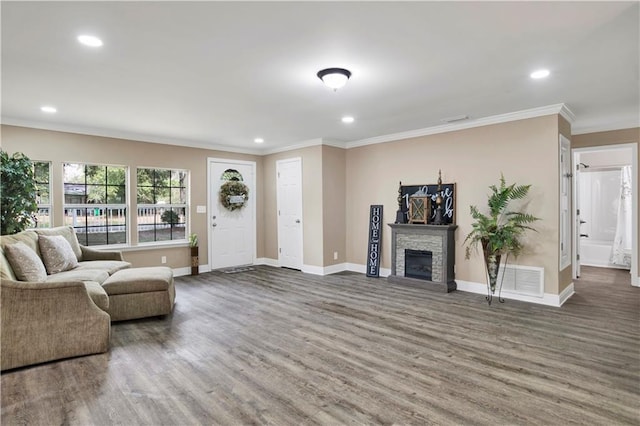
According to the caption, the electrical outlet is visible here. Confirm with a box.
[333,251,338,260]
[161,256,167,264]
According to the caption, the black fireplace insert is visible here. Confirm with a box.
[405,249,433,280]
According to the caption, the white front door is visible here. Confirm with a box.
[276,157,303,270]
[208,159,256,270]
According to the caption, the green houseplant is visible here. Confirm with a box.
[464,174,539,300]
[1,150,38,235]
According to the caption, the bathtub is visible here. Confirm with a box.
[580,239,630,269]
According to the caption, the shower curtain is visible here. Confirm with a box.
[610,165,632,268]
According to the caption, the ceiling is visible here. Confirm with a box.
[2,1,638,154]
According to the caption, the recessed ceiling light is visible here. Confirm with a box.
[530,69,550,79]
[77,35,103,47]
[254,138,264,144]
[341,116,355,124]
[41,106,57,113]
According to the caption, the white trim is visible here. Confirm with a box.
[2,117,263,155]
[346,104,573,149]
[5,104,585,157]
[572,143,637,285]
[456,279,574,307]
[345,262,391,277]
[301,264,325,275]
[206,158,257,271]
[559,134,572,270]
[323,263,349,275]
[558,283,575,306]
[262,138,347,155]
[254,257,279,267]
[572,121,640,136]
[173,264,210,277]
[632,275,639,287]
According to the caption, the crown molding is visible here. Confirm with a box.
[260,137,347,155]
[0,117,263,156]
[346,104,571,149]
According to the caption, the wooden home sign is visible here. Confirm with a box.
[366,205,383,277]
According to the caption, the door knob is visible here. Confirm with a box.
[212,223,217,227]
[295,219,301,223]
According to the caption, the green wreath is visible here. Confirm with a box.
[219,181,249,211]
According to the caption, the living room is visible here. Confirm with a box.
[1,2,639,425]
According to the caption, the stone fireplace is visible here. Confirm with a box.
[387,223,457,292]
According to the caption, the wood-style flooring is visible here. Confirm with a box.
[2,266,639,425]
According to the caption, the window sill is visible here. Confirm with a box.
[88,241,190,252]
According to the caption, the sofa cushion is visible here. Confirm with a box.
[35,226,82,261]
[3,242,47,282]
[38,235,79,274]
[75,260,132,275]
[83,281,109,311]
[46,269,110,285]
[102,266,173,295]
[0,231,39,280]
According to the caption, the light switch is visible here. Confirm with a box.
[196,205,206,213]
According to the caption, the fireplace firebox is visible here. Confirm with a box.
[405,249,432,280]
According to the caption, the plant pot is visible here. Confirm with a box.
[482,240,501,294]
[190,246,199,276]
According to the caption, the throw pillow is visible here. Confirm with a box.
[4,242,47,282]
[38,234,79,274]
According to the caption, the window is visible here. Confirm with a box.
[33,161,52,228]
[137,168,188,243]
[63,163,127,246]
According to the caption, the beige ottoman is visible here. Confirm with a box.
[102,266,175,321]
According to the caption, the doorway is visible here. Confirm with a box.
[572,144,637,285]
[276,157,303,270]
[207,158,256,270]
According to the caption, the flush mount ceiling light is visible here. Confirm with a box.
[530,69,550,79]
[254,138,264,144]
[341,116,355,123]
[77,35,103,47]
[40,106,57,113]
[317,68,351,90]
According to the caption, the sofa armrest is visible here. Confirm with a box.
[1,279,111,371]
[81,245,125,261]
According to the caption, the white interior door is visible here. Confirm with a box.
[277,158,303,270]
[208,159,256,270]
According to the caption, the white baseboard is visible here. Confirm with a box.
[254,257,279,267]
[456,279,574,307]
[345,263,391,277]
[173,264,210,277]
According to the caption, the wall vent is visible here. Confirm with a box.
[496,264,544,297]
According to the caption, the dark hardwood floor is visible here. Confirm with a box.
[2,266,639,425]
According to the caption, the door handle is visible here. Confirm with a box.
[580,234,589,238]
[295,219,301,223]
[212,223,217,227]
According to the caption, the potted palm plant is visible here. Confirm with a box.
[189,233,199,275]
[1,150,38,235]
[464,174,539,302]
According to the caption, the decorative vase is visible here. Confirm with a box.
[481,239,501,294]
[191,246,199,276]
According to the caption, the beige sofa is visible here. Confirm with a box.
[0,226,174,371]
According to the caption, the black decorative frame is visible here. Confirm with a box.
[399,183,456,225]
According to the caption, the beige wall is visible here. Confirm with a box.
[346,115,562,294]
[0,125,263,269]
[573,127,639,274]
[322,145,347,266]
